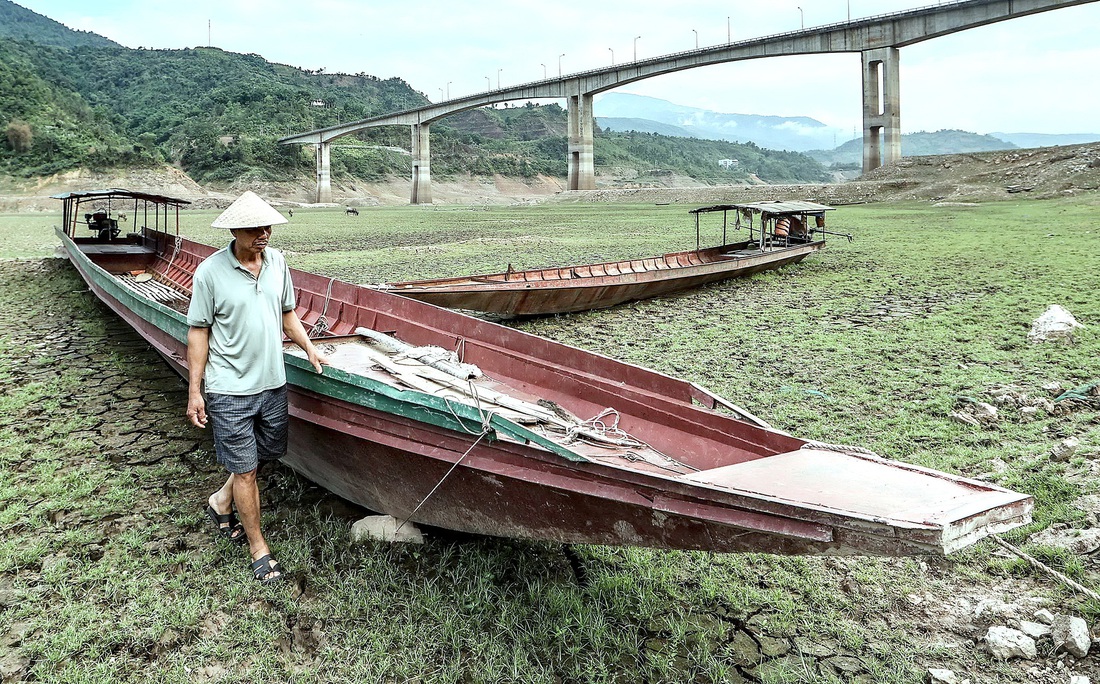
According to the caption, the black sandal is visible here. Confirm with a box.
[250,554,285,585]
[205,505,247,544]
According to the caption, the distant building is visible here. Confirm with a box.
[310,100,327,107]
[718,159,739,170]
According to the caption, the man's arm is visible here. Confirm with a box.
[186,326,210,428]
[282,311,329,373]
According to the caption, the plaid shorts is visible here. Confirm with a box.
[206,385,289,474]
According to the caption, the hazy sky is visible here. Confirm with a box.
[16,0,1100,136]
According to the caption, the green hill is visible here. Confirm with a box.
[0,0,119,48]
[808,129,1018,167]
[0,0,829,186]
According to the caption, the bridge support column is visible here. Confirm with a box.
[861,47,901,174]
[315,142,332,204]
[567,93,595,190]
[410,123,432,205]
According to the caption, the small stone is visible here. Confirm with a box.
[1069,676,1090,684]
[984,626,1037,660]
[928,668,958,684]
[1019,406,1038,421]
[1034,609,1055,625]
[1041,381,1063,394]
[950,411,981,427]
[1051,615,1091,658]
[1018,620,1051,639]
[0,651,31,681]
[350,515,424,544]
[975,598,1018,620]
[1052,437,1080,461]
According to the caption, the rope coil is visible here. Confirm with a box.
[309,277,336,337]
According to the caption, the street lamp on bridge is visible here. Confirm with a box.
[497,68,502,89]
[634,35,641,62]
[447,81,452,99]
[727,16,731,43]
[541,63,546,79]
[438,88,443,101]
[797,6,804,28]
[608,47,614,65]
[485,75,490,90]
[692,29,698,49]
[558,53,565,77]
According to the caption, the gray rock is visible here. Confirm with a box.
[984,626,1037,660]
[927,668,958,684]
[1034,608,1056,625]
[1018,620,1052,639]
[350,515,424,544]
[975,598,1019,620]
[1051,614,1091,658]
[1052,437,1081,461]
[1068,675,1090,684]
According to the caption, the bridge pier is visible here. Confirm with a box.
[411,123,432,204]
[861,47,901,174]
[315,142,332,204]
[567,93,596,191]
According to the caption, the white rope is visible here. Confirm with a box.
[395,417,494,535]
[164,234,182,280]
[309,276,336,337]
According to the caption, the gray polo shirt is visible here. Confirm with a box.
[186,242,296,395]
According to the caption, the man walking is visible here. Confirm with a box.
[185,191,327,584]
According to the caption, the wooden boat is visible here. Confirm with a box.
[54,189,1032,556]
[378,201,847,316]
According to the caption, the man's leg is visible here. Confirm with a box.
[209,473,235,514]
[232,468,280,581]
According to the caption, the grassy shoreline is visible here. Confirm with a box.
[1,197,1097,683]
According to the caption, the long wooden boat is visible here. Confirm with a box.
[54,190,1032,556]
[378,202,845,316]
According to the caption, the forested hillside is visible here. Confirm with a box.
[0,0,829,186]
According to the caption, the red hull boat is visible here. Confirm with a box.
[55,190,1031,556]
[379,202,845,316]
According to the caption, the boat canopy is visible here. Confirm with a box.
[690,201,835,217]
[53,189,190,242]
[50,189,192,206]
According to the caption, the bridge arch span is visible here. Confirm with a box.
[280,0,1096,204]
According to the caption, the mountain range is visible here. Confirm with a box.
[596,92,1100,161]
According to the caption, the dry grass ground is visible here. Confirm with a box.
[0,186,1097,683]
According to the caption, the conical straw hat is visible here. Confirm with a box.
[211,191,289,229]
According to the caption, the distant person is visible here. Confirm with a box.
[185,191,328,584]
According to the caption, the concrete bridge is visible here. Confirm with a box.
[280,0,1095,204]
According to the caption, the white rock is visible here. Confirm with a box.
[1042,381,1064,394]
[1051,615,1091,658]
[350,515,425,544]
[984,626,1037,660]
[973,402,999,423]
[1052,437,1081,461]
[1069,676,1090,684]
[1028,305,1083,342]
[928,667,958,684]
[1034,609,1056,625]
[1020,406,1039,421]
[1018,620,1052,638]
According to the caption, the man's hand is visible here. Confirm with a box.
[187,393,207,428]
[306,345,330,374]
